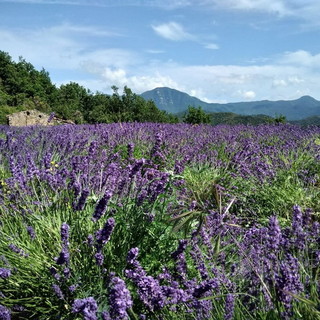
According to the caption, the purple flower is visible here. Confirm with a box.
[8,244,28,257]
[69,284,78,293]
[171,239,188,260]
[108,276,133,319]
[52,284,64,300]
[92,191,113,222]
[87,234,94,246]
[192,279,219,298]
[127,143,134,160]
[224,294,235,320]
[0,268,11,279]
[74,189,90,211]
[26,226,36,240]
[47,112,55,123]
[127,247,139,265]
[72,297,98,320]
[101,311,111,320]
[49,266,61,281]
[95,217,115,247]
[291,205,306,250]
[125,249,166,311]
[55,247,70,265]
[266,216,282,252]
[95,252,104,266]
[61,223,70,246]
[63,268,71,278]
[275,254,303,316]
[0,305,11,320]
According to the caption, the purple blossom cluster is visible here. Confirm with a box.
[72,297,98,320]
[0,268,11,279]
[0,305,11,320]
[0,123,320,319]
[106,274,133,319]
[55,223,70,266]
[1,123,319,217]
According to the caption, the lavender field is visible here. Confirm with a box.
[0,123,320,320]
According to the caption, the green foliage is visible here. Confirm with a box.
[209,112,273,126]
[0,51,178,125]
[0,105,24,124]
[227,147,320,224]
[273,114,287,124]
[84,86,178,124]
[183,106,211,124]
[53,82,88,123]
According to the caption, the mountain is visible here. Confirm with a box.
[141,87,320,121]
[141,87,209,113]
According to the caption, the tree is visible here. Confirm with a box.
[54,82,89,123]
[183,106,211,125]
[273,114,287,124]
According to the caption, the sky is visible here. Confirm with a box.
[1,0,320,103]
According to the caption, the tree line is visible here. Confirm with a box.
[0,51,179,125]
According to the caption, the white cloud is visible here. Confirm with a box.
[241,90,256,100]
[152,22,193,41]
[51,23,120,37]
[146,49,165,54]
[272,79,287,87]
[272,76,305,88]
[0,24,135,73]
[199,0,289,15]
[99,67,180,93]
[199,0,320,26]
[278,50,320,68]
[204,43,219,50]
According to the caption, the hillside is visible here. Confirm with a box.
[141,87,320,121]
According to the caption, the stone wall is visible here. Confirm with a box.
[7,110,74,126]
[7,110,53,126]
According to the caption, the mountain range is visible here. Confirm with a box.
[141,87,320,121]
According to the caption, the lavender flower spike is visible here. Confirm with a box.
[224,294,235,320]
[108,275,133,320]
[55,247,70,265]
[52,284,64,300]
[26,226,36,240]
[92,191,113,222]
[0,305,11,320]
[74,189,90,211]
[95,252,104,266]
[95,217,115,247]
[72,297,98,320]
[127,247,139,265]
[0,268,11,279]
[61,223,70,245]
[47,112,55,123]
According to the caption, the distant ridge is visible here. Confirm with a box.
[141,87,320,120]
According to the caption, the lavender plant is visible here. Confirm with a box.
[0,123,319,319]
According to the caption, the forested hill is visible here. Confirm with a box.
[141,87,320,120]
[0,51,178,125]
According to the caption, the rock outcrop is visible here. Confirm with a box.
[7,110,74,126]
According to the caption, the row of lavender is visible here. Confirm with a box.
[0,123,320,319]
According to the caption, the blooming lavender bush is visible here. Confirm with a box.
[0,123,319,319]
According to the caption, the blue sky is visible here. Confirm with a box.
[1,0,320,102]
